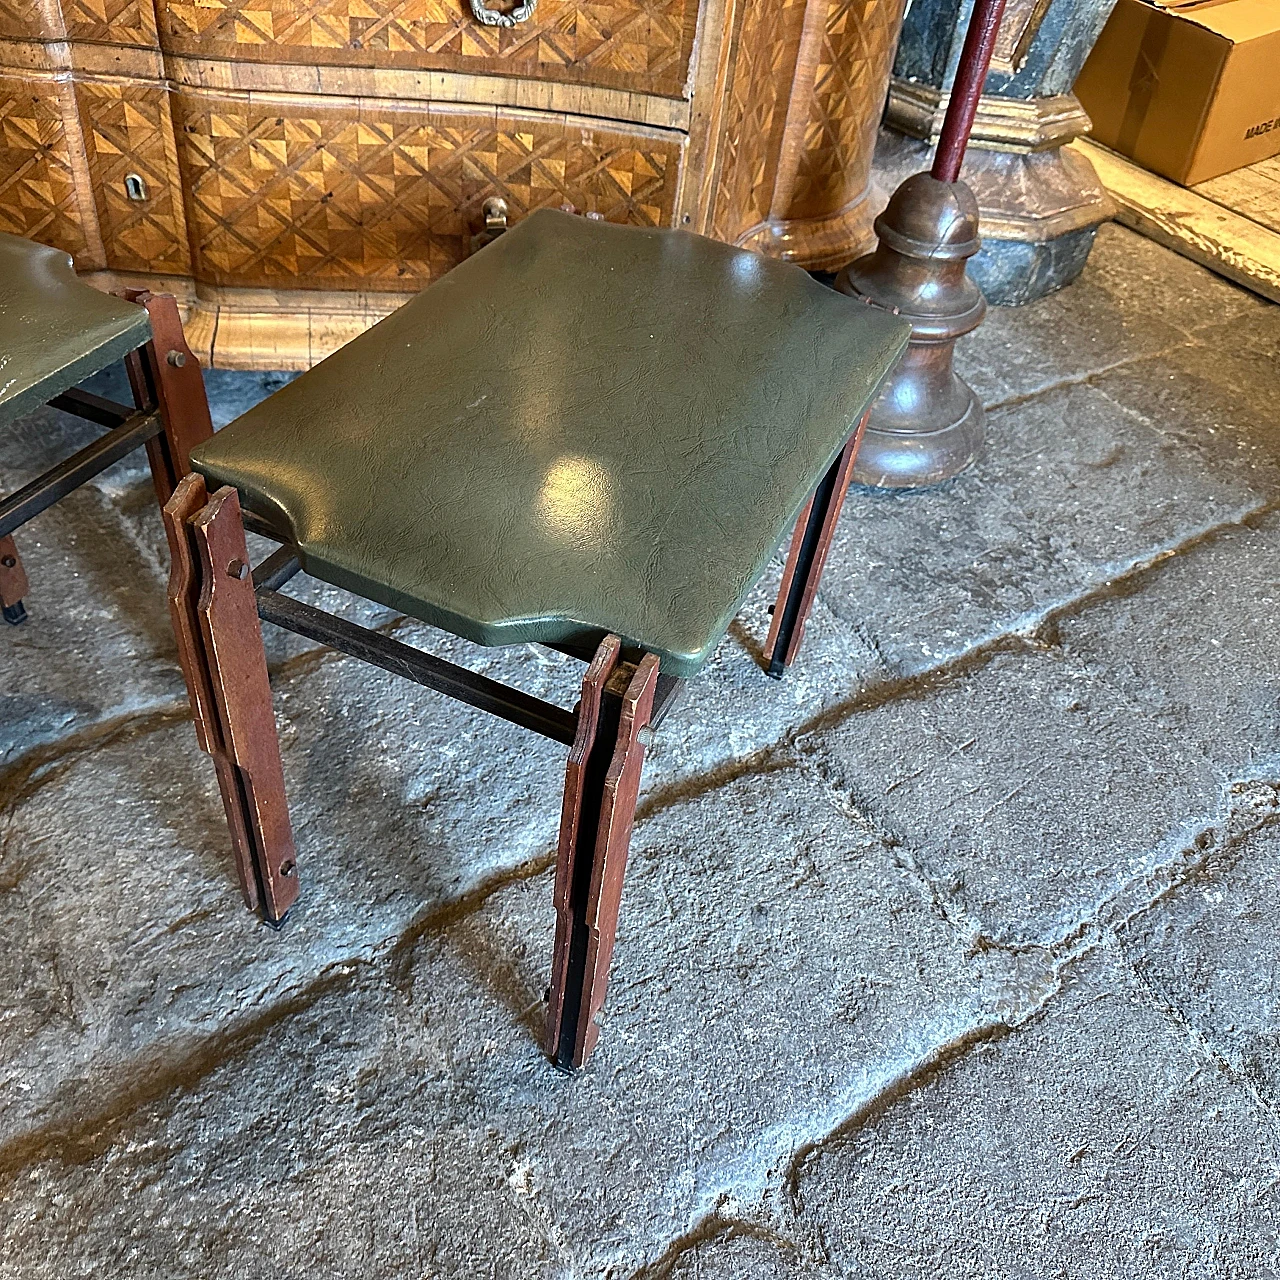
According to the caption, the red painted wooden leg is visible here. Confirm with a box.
[121,290,214,505]
[162,475,298,924]
[192,486,299,924]
[546,637,660,1070]
[546,636,622,1063]
[163,475,263,914]
[763,409,870,678]
[0,534,29,625]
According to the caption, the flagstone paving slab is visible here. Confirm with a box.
[789,953,1280,1280]
[797,641,1222,949]
[0,771,1015,1278]
[0,487,185,766]
[1052,511,1280,774]
[954,222,1266,407]
[1119,812,1280,1120]
[822,374,1275,679]
[0,661,566,1148]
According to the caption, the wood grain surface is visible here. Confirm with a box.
[1075,139,1280,306]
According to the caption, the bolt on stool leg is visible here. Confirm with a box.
[121,291,215,506]
[0,535,29,625]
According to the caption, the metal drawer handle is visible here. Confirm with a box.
[469,0,536,26]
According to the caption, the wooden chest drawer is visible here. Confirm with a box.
[158,0,700,99]
[77,79,191,275]
[173,93,684,290]
[0,0,158,45]
[0,71,189,273]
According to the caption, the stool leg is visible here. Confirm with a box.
[121,291,214,506]
[546,637,659,1070]
[0,535,29,625]
[162,474,299,925]
[763,409,869,678]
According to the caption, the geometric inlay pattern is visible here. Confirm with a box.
[79,81,191,275]
[64,0,160,45]
[789,0,903,219]
[0,0,895,294]
[174,95,681,288]
[709,0,807,245]
[0,0,48,39]
[159,0,699,98]
[709,0,904,247]
[0,76,88,259]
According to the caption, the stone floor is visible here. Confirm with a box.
[2,223,1279,1278]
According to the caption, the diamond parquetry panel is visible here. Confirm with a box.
[174,96,682,288]
[158,0,699,97]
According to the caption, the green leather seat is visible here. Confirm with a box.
[191,210,909,677]
[0,233,152,425]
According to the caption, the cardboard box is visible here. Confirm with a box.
[1075,0,1280,186]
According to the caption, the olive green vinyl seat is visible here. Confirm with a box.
[191,210,909,678]
[0,234,152,425]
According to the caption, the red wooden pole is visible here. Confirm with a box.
[931,0,1009,183]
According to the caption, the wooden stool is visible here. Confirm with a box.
[0,234,211,624]
[166,211,909,1069]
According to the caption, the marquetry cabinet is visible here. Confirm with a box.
[0,0,906,367]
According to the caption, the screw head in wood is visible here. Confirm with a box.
[166,349,187,367]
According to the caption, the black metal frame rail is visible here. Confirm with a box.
[765,448,842,680]
[251,547,578,745]
[0,392,159,540]
[248,543,685,746]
